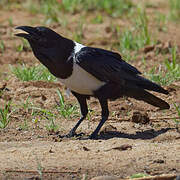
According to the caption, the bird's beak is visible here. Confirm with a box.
[15,26,38,39]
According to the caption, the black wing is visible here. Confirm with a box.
[75,47,141,83]
[75,47,168,95]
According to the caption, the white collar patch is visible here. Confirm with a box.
[74,42,85,54]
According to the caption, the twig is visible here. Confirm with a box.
[5,169,78,174]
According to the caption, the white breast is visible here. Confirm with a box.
[59,64,105,95]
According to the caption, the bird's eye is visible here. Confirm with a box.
[37,30,43,36]
[36,27,45,36]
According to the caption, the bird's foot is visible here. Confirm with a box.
[89,133,99,140]
[60,131,85,139]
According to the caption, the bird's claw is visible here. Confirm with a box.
[59,132,85,139]
[89,133,98,140]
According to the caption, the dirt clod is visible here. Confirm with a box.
[82,146,90,151]
[154,159,165,164]
[131,111,150,124]
[143,45,155,53]
[100,124,117,135]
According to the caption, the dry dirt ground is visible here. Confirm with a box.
[0,0,180,179]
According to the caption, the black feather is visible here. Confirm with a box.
[75,47,168,95]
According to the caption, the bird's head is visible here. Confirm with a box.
[15,26,74,78]
[15,26,61,48]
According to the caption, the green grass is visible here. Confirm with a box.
[59,0,134,17]
[169,0,180,21]
[8,17,13,27]
[73,21,84,43]
[173,103,180,130]
[135,5,151,46]
[130,173,149,179]
[0,40,5,54]
[23,0,60,24]
[0,101,12,129]
[15,96,59,132]
[11,64,57,82]
[23,0,134,24]
[147,46,180,85]
[155,12,167,32]
[56,89,79,119]
[36,108,59,132]
[46,117,59,133]
[121,6,150,51]
[91,14,103,24]
[16,39,31,52]
[118,6,151,60]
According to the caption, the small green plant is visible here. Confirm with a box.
[35,156,43,179]
[91,14,103,24]
[11,64,56,82]
[23,0,60,24]
[173,103,180,130]
[21,96,34,112]
[155,12,167,32]
[119,6,151,59]
[46,117,59,132]
[130,173,149,179]
[135,5,151,46]
[8,17,13,27]
[164,46,180,81]
[30,106,59,132]
[39,108,59,132]
[0,40,5,54]
[73,21,84,43]
[147,67,170,86]
[169,0,180,21]
[19,119,29,131]
[147,46,180,85]
[16,39,31,52]
[59,0,134,17]
[16,44,23,52]
[37,162,43,180]
[56,89,79,119]
[24,0,134,24]
[0,101,12,129]
[41,0,60,24]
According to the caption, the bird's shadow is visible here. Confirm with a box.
[96,127,173,140]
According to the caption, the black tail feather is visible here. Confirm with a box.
[124,86,170,109]
[135,76,169,95]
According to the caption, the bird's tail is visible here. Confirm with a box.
[135,76,169,95]
[124,86,170,109]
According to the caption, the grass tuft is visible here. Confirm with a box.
[118,6,151,60]
[11,64,57,82]
[24,0,134,24]
[147,46,180,85]
[173,103,180,130]
[169,0,180,21]
[0,101,12,129]
[56,89,79,119]
[0,40,5,54]
[59,0,134,17]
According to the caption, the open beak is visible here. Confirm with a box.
[15,26,38,39]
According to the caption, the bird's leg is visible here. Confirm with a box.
[66,92,88,137]
[89,98,109,139]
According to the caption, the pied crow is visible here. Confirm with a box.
[15,26,170,139]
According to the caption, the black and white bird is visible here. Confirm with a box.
[15,26,170,139]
